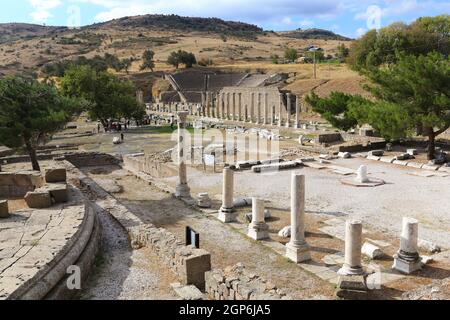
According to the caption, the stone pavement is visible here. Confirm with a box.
[0,188,86,299]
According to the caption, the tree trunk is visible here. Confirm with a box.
[24,137,40,171]
[427,131,436,160]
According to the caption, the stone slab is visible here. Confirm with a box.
[379,156,395,163]
[422,164,441,171]
[24,191,52,209]
[367,155,381,161]
[393,160,409,166]
[406,162,424,169]
[44,168,67,183]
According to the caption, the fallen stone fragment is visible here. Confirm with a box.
[278,226,291,238]
[361,242,384,259]
[418,239,441,253]
[170,283,204,300]
[368,150,384,157]
[338,152,351,159]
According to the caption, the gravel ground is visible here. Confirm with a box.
[78,199,178,300]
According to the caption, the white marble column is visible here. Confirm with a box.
[286,93,291,128]
[393,217,422,274]
[248,198,269,240]
[256,93,261,124]
[295,97,301,129]
[226,93,231,120]
[218,167,237,223]
[250,93,254,123]
[338,220,365,275]
[286,173,311,263]
[263,93,268,124]
[175,111,191,198]
[278,93,283,127]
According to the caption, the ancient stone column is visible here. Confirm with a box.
[238,93,242,121]
[175,111,191,198]
[338,220,365,275]
[286,93,291,128]
[220,93,225,119]
[393,217,422,274]
[218,167,237,223]
[295,97,301,128]
[263,93,268,124]
[256,93,261,124]
[226,93,231,120]
[278,93,283,127]
[271,105,275,125]
[286,173,311,263]
[250,93,254,123]
[248,198,269,240]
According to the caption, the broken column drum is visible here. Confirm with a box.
[338,220,365,275]
[393,217,422,274]
[248,198,269,240]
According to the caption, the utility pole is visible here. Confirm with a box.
[313,50,317,79]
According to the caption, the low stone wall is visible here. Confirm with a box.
[123,154,177,179]
[338,141,387,153]
[62,152,121,167]
[129,225,211,290]
[2,188,100,300]
[64,160,211,290]
[315,133,342,144]
[205,264,291,300]
[0,171,45,197]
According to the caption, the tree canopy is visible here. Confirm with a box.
[60,65,145,129]
[0,76,82,170]
[284,48,298,63]
[140,50,155,71]
[306,15,450,160]
[167,50,197,69]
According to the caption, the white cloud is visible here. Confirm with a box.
[29,0,62,23]
[356,27,367,37]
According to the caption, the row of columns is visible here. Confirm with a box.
[153,91,302,128]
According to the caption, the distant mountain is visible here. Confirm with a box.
[282,28,352,41]
[91,14,264,39]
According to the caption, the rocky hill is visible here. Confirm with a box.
[283,28,351,41]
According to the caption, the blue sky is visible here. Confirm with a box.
[1,0,449,38]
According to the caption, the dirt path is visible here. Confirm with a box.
[85,167,336,300]
[78,194,178,300]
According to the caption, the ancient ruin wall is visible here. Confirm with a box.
[123,153,177,179]
[205,264,291,300]
[63,158,210,289]
[63,152,120,167]
[129,225,211,290]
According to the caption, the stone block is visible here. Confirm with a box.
[338,152,351,159]
[406,162,424,169]
[170,283,204,300]
[407,149,418,156]
[24,191,52,209]
[379,156,395,163]
[361,242,383,259]
[44,168,67,183]
[0,200,9,218]
[367,155,381,161]
[44,184,68,203]
[368,150,384,157]
[183,249,211,290]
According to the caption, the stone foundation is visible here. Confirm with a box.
[129,225,211,290]
[0,171,45,198]
[205,264,291,300]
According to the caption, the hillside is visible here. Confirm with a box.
[0,14,364,105]
[282,28,352,41]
